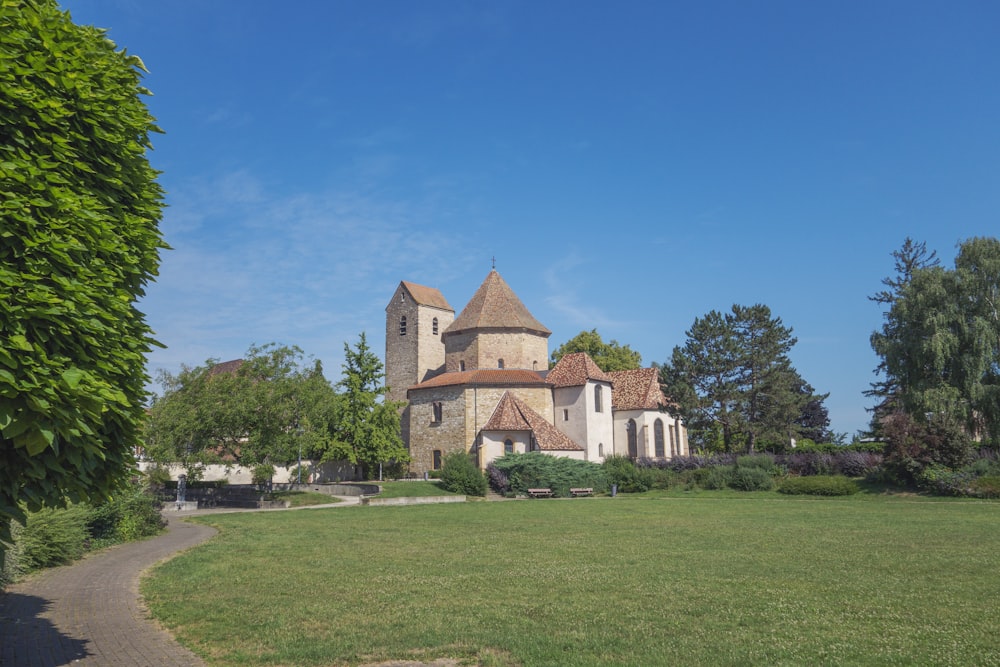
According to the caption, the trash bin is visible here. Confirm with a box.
[611,483,617,497]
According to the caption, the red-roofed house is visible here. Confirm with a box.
[386,270,688,474]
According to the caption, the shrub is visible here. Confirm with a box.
[439,451,487,496]
[252,464,276,489]
[778,475,860,496]
[493,452,607,496]
[970,476,1000,499]
[835,450,883,477]
[701,466,732,490]
[781,452,836,476]
[729,466,775,491]
[486,463,510,495]
[603,455,650,493]
[916,465,976,496]
[13,505,90,573]
[736,454,777,472]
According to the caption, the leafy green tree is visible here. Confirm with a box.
[873,237,1000,448]
[145,344,338,472]
[0,1,165,552]
[662,304,816,453]
[550,329,642,372]
[329,333,409,479]
[867,238,940,432]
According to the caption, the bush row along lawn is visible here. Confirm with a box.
[143,495,1000,667]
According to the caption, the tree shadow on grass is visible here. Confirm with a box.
[0,592,90,664]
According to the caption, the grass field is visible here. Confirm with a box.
[143,494,1000,666]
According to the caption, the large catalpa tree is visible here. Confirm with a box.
[0,1,165,548]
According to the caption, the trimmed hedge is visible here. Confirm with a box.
[491,452,607,497]
[778,475,859,496]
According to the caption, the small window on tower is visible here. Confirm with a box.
[432,317,439,335]
[563,409,569,421]
[498,358,504,369]
[504,438,514,454]
[432,402,443,423]
[433,450,442,470]
[459,360,466,371]
[399,316,407,336]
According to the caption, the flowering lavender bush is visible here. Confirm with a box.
[486,463,509,495]
[835,451,883,477]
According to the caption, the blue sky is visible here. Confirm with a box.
[62,1,1000,437]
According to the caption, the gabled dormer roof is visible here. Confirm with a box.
[482,392,584,451]
[391,281,453,312]
[608,368,672,411]
[444,270,550,337]
[547,352,613,388]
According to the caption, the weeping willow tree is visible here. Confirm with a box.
[872,237,1000,452]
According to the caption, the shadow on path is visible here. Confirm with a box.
[0,592,90,664]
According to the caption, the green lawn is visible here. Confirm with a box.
[264,490,343,507]
[143,496,1000,666]
[376,480,462,498]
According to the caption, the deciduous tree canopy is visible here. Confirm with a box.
[1,1,165,546]
[550,329,642,372]
[144,344,338,473]
[871,237,1000,450]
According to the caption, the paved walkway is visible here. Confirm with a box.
[0,499,359,666]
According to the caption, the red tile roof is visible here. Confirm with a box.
[408,368,549,391]
[400,281,453,311]
[208,359,244,377]
[482,392,584,451]
[444,270,551,336]
[608,368,671,411]
[547,352,613,387]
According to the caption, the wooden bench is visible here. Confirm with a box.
[527,488,553,498]
[570,487,593,497]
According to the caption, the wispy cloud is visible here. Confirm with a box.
[143,168,471,390]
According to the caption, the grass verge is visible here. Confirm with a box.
[264,491,342,507]
[144,496,1000,666]
[376,481,462,499]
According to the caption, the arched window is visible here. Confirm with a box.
[459,360,466,371]
[498,358,504,369]
[504,438,514,454]
[654,419,665,458]
[399,316,407,336]
[627,419,638,458]
[598,443,604,458]
[594,385,603,413]
[432,317,439,335]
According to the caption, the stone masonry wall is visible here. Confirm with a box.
[445,329,548,371]
[408,385,466,475]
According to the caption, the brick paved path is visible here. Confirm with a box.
[0,516,216,666]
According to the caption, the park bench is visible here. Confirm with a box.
[570,487,593,497]
[527,488,553,498]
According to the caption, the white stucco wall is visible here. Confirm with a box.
[553,380,614,462]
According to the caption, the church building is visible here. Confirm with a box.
[385,269,688,475]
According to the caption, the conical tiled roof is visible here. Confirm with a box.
[547,352,613,387]
[482,392,583,451]
[444,270,551,336]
